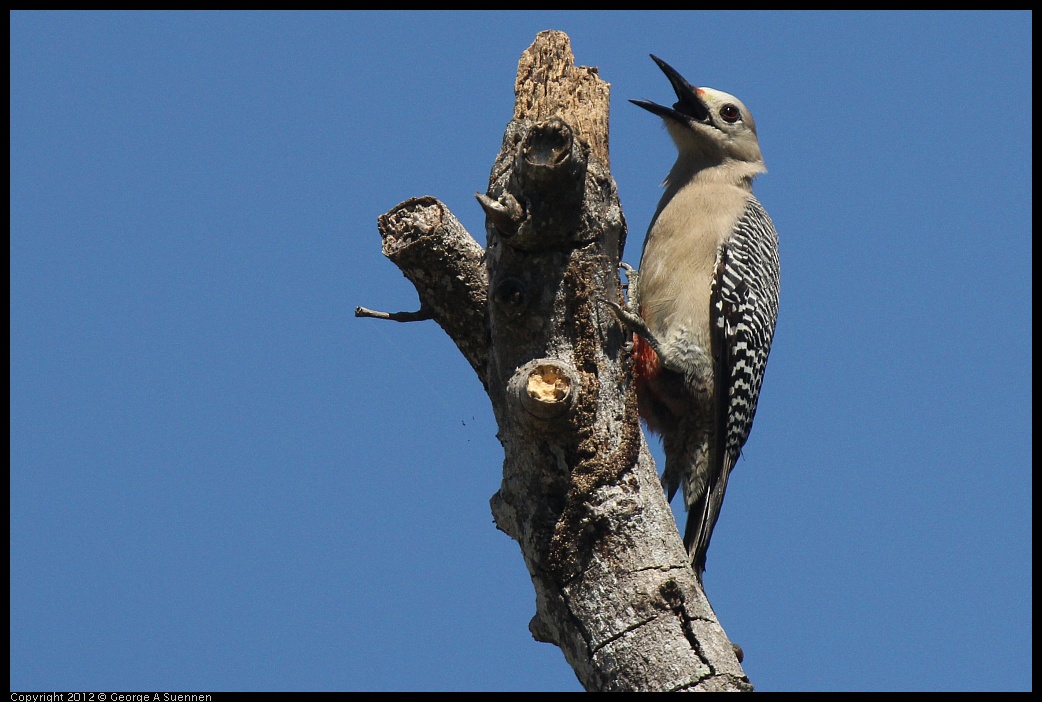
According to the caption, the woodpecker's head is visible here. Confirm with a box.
[632,55,765,177]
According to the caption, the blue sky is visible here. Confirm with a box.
[10,11,1031,692]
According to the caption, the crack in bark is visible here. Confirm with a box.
[588,613,660,655]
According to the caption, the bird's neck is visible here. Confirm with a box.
[665,154,762,193]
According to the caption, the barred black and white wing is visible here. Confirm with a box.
[685,195,780,577]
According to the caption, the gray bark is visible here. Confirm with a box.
[357,30,751,692]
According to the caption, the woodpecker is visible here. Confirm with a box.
[612,56,779,578]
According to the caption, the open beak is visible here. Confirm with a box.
[630,55,711,126]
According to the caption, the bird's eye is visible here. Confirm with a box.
[720,104,741,123]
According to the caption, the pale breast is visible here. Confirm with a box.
[637,180,752,352]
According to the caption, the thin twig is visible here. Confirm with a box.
[354,305,433,323]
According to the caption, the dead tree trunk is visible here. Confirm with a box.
[356,30,751,692]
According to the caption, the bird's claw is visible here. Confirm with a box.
[618,262,638,294]
[600,293,682,375]
[600,296,656,346]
